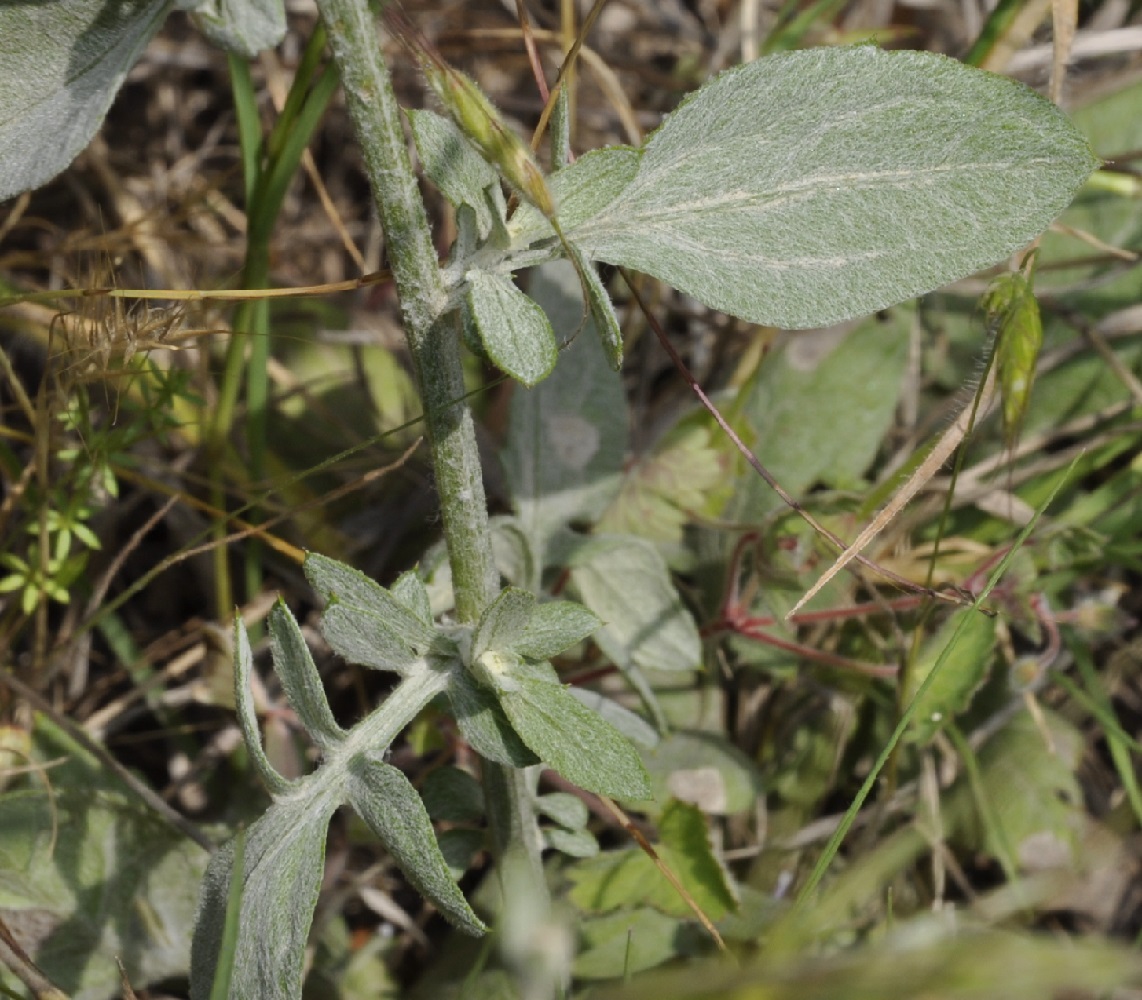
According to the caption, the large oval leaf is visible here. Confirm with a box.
[0,0,171,201]
[563,47,1098,329]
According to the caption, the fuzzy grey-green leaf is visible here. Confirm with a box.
[190,787,341,999]
[473,586,536,661]
[305,553,437,651]
[181,0,285,57]
[514,600,601,661]
[269,600,345,750]
[561,47,1099,329]
[409,108,504,240]
[0,0,170,201]
[346,754,486,934]
[465,271,558,387]
[234,617,292,795]
[390,568,434,626]
[499,674,652,800]
[322,603,419,674]
[448,666,541,767]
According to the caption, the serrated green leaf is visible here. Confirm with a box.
[599,423,729,544]
[181,0,285,57]
[346,754,486,934]
[568,536,700,673]
[447,666,541,768]
[0,0,170,201]
[235,616,292,795]
[408,108,505,240]
[390,569,434,626]
[472,586,536,660]
[559,47,1098,329]
[305,553,438,652]
[567,800,736,919]
[268,599,345,751]
[501,261,628,576]
[190,787,341,1000]
[422,766,485,824]
[499,674,651,800]
[903,609,996,744]
[573,907,682,979]
[465,271,558,387]
[514,599,601,661]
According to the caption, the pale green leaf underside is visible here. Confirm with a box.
[0,0,171,201]
[557,47,1099,329]
[179,0,285,58]
[465,271,558,386]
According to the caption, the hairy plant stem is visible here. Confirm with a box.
[315,0,545,899]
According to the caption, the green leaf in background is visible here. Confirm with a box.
[573,908,683,979]
[642,731,766,817]
[949,710,1084,872]
[568,535,701,673]
[464,271,558,387]
[345,754,486,934]
[0,719,208,1000]
[902,609,996,745]
[731,309,912,519]
[536,791,590,831]
[598,422,731,548]
[178,0,285,57]
[0,0,171,201]
[611,923,1141,1000]
[499,674,652,800]
[558,47,1098,328]
[421,766,485,824]
[567,800,737,919]
[501,261,629,576]
[408,108,505,241]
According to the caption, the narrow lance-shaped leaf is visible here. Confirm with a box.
[551,47,1099,329]
[268,600,345,750]
[346,753,486,934]
[234,616,292,795]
